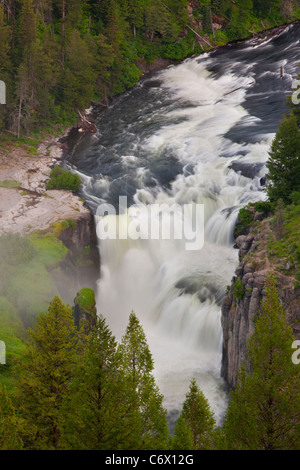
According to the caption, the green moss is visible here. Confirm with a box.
[233,278,245,301]
[0,297,26,391]
[238,208,253,226]
[46,166,81,192]
[29,232,68,268]
[0,179,21,189]
[75,288,95,312]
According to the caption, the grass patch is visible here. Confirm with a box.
[0,179,21,189]
[46,166,81,192]
[233,278,245,302]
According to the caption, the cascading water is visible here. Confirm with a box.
[66,23,300,429]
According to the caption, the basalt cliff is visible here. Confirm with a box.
[221,206,300,389]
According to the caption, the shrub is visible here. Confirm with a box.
[238,207,253,226]
[254,201,274,215]
[233,278,245,301]
[290,191,300,206]
[46,166,81,192]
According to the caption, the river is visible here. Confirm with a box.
[65,23,300,430]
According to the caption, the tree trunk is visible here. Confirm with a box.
[17,96,23,139]
[62,0,65,67]
[210,8,215,38]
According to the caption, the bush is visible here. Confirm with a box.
[254,201,274,215]
[46,167,81,192]
[290,191,300,206]
[238,208,253,226]
[233,278,245,301]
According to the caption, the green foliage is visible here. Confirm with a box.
[223,273,300,450]
[253,200,274,215]
[119,311,170,449]
[46,166,82,192]
[290,191,300,206]
[0,0,297,137]
[59,316,142,450]
[0,179,21,188]
[0,384,24,449]
[0,229,71,327]
[170,414,194,450]
[238,207,253,226]
[266,112,300,204]
[14,296,79,450]
[232,278,245,301]
[175,379,216,450]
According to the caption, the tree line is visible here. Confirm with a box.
[0,0,298,138]
[0,273,299,450]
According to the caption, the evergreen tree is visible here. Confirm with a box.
[178,379,216,450]
[227,0,253,39]
[119,311,170,449]
[13,297,79,450]
[223,273,300,450]
[170,414,194,450]
[0,384,23,450]
[63,29,97,111]
[266,112,300,204]
[59,316,142,450]
[18,0,37,54]
[0,5,12,128]
[13,39,59,136]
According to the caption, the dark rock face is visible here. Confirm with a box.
[221,227,300,389]
[57,213,100,297]
[73,287,97,332]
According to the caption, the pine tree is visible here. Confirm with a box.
[13,297,79,450]
[223,273,300,450]
[266,112,300,204]
[178,379,216,450]
[0,5,12,128]
[63,29,97,111]
[227,0,253,39]
[119,311,170,449]
[18,0,37,55]
[59,316,142,450]
[0,385,23,450]
[170,414,194,450]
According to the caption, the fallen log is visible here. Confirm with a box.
[76,110,97,135]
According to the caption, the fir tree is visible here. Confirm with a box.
[178,379,216,450]
[119,311,170,449]
[266,112,300,204]
[0,384,23,450]
[13,297,79,450]
[170,414,194,450]
[59,316,142,450]
[223,273,300,450]
[18,0,37,54]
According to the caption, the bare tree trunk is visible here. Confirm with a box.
[210,8,215,38]
[62,0,65,67]
[17,97,23,139]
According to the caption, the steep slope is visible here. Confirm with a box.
[221,205,300,388]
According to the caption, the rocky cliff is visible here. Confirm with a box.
[0,138,100,326]
[221,206,300,389]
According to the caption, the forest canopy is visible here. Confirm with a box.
[0,0,299,138]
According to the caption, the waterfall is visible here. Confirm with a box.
[67,23,300,427]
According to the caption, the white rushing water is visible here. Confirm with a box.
[64,25,300,429]
[94,57,275,427]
